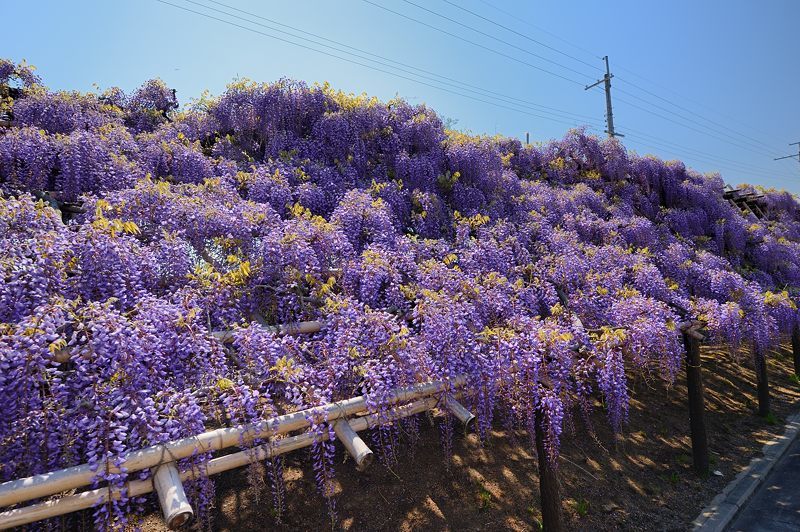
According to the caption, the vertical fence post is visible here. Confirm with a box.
[683,331,709,476]
[792,324,800,377]
[753,343,771,417]
[534,408,563,532]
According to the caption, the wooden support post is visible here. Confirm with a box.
[444,397,475,428]
[332,419,374,471]
[683,331,709,476]
[753,344,771,417]
[792,325,800,378]
[153,463,193,529]
[534,409,563,532]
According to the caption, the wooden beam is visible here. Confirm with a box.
[534,409,563,532]
[683,331,709,476]
[753,344,771,417]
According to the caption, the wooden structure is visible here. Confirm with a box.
[723,185,766,218]
[0,388,473,529]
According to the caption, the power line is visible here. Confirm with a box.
[474,0,603,62]
[439,0,602,73]
[607,89,785,161]
[189,0,599,124]
[399,0,594,80]
[361,0,586,86]
[774,142,800,166]
[615,76,781,155]
[624,130,797,179]
[154,0,598,131]
[623,136,795,182]
[612,65,784,144]
[618,120,798,178]
[613,85,782,159]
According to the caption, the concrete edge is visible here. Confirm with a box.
[692,410,800,531]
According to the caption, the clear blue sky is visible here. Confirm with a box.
[5,0,800,192]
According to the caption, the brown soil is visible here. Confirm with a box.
[135,342,800,532]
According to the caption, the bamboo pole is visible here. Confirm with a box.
[444,397,475,428]
[332,420,373,471]
[0,398,439,529]
[0,377,465,508]
[152,463,193,529]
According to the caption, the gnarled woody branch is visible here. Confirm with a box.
[51,320,326,363]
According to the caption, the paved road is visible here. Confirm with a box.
[728,436,800,531]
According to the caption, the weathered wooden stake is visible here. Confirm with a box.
[792,325,800,377]
[683,331,709,476]
[534,409,563,532]
[753,343,771,417]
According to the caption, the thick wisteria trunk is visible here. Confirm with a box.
[753,344,771,417]
[792,325,800,377]
[534,409,563,532]
[683,332,709,476]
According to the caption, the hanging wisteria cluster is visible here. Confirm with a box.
[1,58,799,529]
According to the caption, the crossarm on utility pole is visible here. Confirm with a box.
[584,56,622,138]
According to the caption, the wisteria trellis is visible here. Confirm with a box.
[1,58,798,529]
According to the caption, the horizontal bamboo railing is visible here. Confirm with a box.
[0,394,463,529]
[0,314,470,532]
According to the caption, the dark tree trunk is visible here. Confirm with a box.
[534,409,564,532]
[683,332,709,476]
[792,325,800,377]
[753,344,770,417]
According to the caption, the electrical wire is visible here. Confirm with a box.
[615,76,782,154]
[157,0,794,181]
[612,65,785,144]
[613,85,783,158]
[361,0,586,86]
[623,130,797,179]
[474,0,604,61]
[441,0,602,73]
[588,84,787,161]
[398,0,595,79]
[190,0,599,124]
[154,0,598,131]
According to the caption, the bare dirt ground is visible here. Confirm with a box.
[131,342,800,531]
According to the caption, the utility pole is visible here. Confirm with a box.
[585,56,623,139]
[774,141,800,166]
